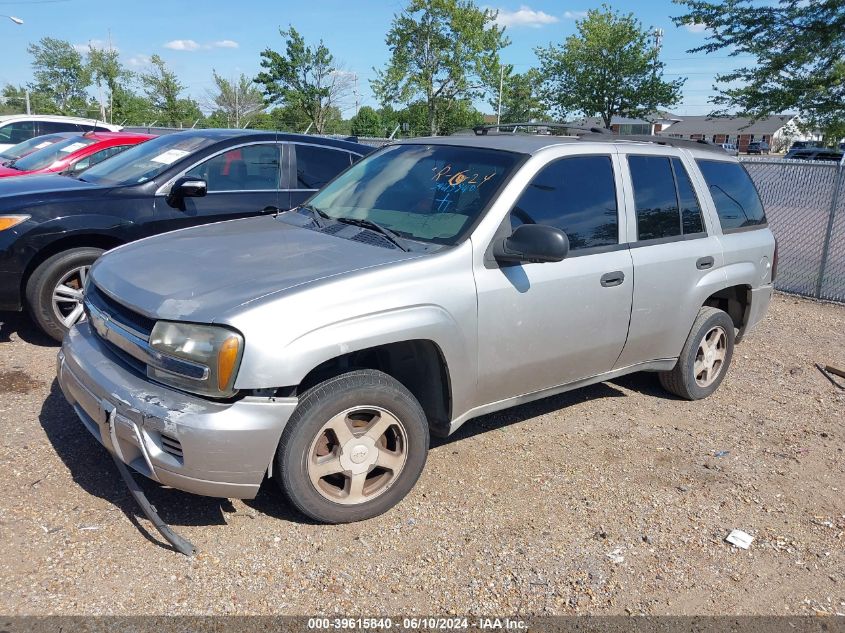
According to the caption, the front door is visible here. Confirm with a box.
[153,142,282,234]
[475,153,634,404]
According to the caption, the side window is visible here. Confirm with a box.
[0,121,37,144]
[40,121,82,134]
[509,155,618,250]
[629,156,682,241]
[295,145,352,189]
[671,158,704,234]
[72,145,128,173]
[696,160,766,230]
[186,144,280,192]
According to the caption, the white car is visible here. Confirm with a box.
[0,115,121,153]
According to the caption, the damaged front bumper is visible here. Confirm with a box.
[57,323,297,499]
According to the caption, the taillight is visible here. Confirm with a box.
[771,237,779,281]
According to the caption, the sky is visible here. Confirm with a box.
[0,0,754,121]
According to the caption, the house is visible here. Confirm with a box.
[656,114,810,152]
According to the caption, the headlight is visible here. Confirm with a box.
[148,321,244,398]
[0,215,30,231]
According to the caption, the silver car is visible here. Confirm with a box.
[57,134,776,523]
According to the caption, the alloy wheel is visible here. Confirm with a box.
[307,406,408,505]
[51,265,89,328]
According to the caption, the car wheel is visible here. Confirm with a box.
[276,369,429,523]
[659,306,735,400]
[26,247,103,342]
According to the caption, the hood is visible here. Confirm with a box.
[0,174,99,200]
[91,215,421,323]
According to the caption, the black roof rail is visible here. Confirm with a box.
[578,133,729,155]
[473,121,612,136]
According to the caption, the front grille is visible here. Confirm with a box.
[160,434,183,458]
[86,283,155,338]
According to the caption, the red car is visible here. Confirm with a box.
[0,131,156,178]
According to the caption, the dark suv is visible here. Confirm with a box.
[0,129,373,340]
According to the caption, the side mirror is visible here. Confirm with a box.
[170,177,207,199]
[493,223,569,264]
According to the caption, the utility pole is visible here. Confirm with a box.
[235,77,239,128]
[25,89,31,114]
[496,65,504,125]
[108,29,114,123]
[652,28,664,76]
[353,73,359,116]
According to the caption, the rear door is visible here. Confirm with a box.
[614,149,726,368]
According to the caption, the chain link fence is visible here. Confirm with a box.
[741,157,845,302]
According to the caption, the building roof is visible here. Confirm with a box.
[659,114,794,136]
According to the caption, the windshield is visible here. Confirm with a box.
[81,134,216,186]
[0,133,68,162]
[304,143,520,245]
[12,135,96,171]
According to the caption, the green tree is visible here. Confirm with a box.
[255,26,353,134]
[1,84,57,115]
[350,106,384,136]
[396,99,484,135]
[27,37,91,114]
[673,0,845,140]
[491,68,547,123]
[208,71,265,128]
[536,6,684,128]
[87,44,131,122]
[372,0,509,136]
[139,55,197,127]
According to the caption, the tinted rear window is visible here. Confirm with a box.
[696,160,766,230]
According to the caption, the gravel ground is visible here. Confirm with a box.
[0,293,843,616]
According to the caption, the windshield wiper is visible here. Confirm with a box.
[298,203,330,227]
[334,217,410,252]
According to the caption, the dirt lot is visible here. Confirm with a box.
[0,293,843,616]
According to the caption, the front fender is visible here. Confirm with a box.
[233,304,474,417]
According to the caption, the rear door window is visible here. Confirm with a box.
[672,158,704,234]
[696,159,766,230]
[628,156,682,241]
[509,155,618,251]
[295,144,352,189]
[39,121,82,134]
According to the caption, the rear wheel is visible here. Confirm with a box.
[659,306,735,400]
[276,369,429,523]
[26,247,103,342]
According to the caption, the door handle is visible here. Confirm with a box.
[696,256,715,270]
[600,271,625,287]
[262,206,281,214]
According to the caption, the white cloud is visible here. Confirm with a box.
[496,6,559,28]
[563,10,588,19]
[210,39,239,49]
[164,39,201,51]
[683,22,708,33]
[163,38,239,51]
[126,54,151,68]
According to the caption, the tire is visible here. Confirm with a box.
[276,369,429,523]
[659,306,735,400]
[25,247,103,342]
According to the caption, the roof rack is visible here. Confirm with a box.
[579,133,729,155]
[473,121,612,136]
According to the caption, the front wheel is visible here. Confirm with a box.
[659,306,735,400]
[276,369,429,523]
[26,247,104,342]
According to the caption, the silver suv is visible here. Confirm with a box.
[57,134,776,524]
